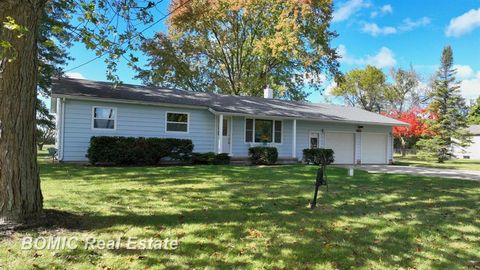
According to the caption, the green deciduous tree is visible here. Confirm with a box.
[331,65,387,112]
[467,97,480,125]
[385,67,428,113]
[417,46,471,163]
[137,0,341,100]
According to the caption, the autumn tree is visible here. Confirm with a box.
[385,107,431,156]
[0,0,167,228]
[137,0,341,100]
[331,65,387,112]
[417,46,471,163]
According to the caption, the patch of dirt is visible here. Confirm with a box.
[0,209,86,237]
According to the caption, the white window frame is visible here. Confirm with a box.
[92,106,117,131]
[165,111,190,133]
[244,118,283,144]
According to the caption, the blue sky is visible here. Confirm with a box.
[61,0,480,105]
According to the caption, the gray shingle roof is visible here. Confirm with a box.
[468,125,480,135]
[52,78,407,126]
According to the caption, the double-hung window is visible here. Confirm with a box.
[166,112,189,132]
[92,107,116,130]
[245,118,282,143]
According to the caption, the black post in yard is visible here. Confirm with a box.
[310,167,324,209]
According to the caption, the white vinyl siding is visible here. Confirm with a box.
[62,100,215,161]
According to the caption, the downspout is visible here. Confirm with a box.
[59,98,66,161]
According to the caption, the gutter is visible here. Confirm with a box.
[51,94,209,110]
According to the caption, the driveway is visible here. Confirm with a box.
[347,165,480,181]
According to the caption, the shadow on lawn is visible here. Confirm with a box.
[39,164,480,269]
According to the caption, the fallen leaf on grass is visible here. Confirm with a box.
[247,228,263,239]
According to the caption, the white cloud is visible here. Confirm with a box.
[399,17,431,31]
[370,4,392,18]
[362,17,430,36]
[362,23,397,36]
[333,0,370,23]
[380,4,393,14]
[445,8,480,37]
[454,64,474,79]
[338,45,396,68]
[65,72,85,79]
[366,47,396,68]
[460,72,480,100]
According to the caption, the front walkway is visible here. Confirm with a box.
[349,165,480,181]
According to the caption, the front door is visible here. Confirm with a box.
[221,118,231,154]
[309,132,320,149]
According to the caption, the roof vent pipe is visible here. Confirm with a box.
[264,86,273,99]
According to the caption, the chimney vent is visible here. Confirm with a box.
[264,86,273,99]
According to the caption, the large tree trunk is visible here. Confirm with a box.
[0,0,45,228]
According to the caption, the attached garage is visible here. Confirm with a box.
[361,133,388,164]
[325,132,355,164]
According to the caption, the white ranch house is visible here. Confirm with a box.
[454,125,480,160]
[51,78,407,164]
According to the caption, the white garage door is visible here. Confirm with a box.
[361,133,388,164]
[325,132,355,164]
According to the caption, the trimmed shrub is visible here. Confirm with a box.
[87,136,193,165]
[213,153,231,165]
[191,152,231,165]
[191,152,216,165]
[248,146,278,165]
[303,148,335,165]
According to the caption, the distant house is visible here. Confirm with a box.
[51,78,407,164]
[454,125,480,160]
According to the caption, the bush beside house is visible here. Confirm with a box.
[248,146,278,165]
[87,136,193,165]
[303,148,335,165]
[191,152,231,165]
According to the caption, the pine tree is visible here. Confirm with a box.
[418,46,471,163]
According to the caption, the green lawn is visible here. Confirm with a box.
[395,155,480,171]
[1,152,479,269]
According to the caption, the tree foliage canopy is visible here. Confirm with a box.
[385,67,427,113]
[468,96,480,125]
[331,65,386,112]
[137,0,341,100]
[332,65,426,113]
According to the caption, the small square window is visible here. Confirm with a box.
[166,112,189,132]
[93,107,116,129]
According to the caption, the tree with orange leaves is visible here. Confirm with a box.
[384,107,432,156]
[137,0,341,100]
